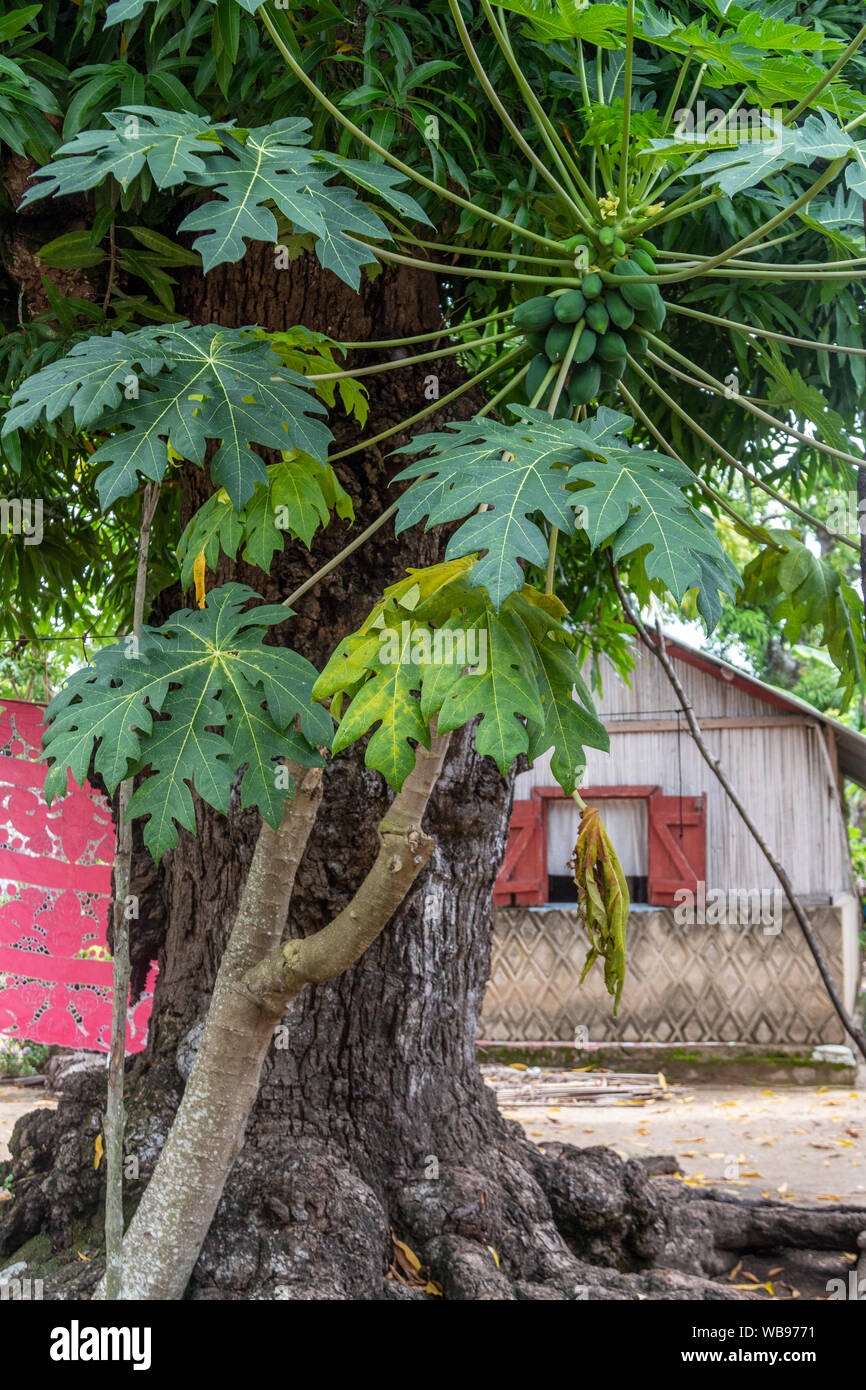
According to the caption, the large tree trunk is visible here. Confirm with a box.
[4,247,864,1302]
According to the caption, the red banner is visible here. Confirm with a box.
[0,699,154,1053]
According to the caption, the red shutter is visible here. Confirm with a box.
[493,799,546,906]
[647,792,706,905]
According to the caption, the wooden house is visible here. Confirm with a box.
[483,636,864,1046]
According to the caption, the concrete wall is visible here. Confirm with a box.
[481,896,861,1046]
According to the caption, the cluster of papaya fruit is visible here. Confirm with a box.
[513,235,666,415]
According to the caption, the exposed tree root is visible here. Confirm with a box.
[3,1074,863,1301]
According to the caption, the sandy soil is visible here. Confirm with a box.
[497,1072,866,1205]
[1,1075,864,1207]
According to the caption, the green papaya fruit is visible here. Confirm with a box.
[605,290,635,330]
[574,328,598,363]
[634,291,667,332]
[633,237,658,258]
[526,353,552,402]
[567,361,602,407]
[545,321,574,363]
[581,272,604,300]
[513,295,558,332]
[600,356,627,385]
[632,248,657,275]
[598,330,627,362]
[598,226,616,247]
[553,289,587,324]
[613,259,656,310]
[585,300,610,334]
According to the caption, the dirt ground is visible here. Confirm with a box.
[2,1074,865,1205]
[495,1069,866,1204]
[0,1084,57,1164]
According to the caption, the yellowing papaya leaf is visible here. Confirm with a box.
[193,549,207,609]
[569,800,629,1013]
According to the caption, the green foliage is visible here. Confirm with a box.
[266,326,369,426]
[177,453,354,586]
[670,111,866,203]
[21,107,429,286]
[740,531,866,708]
[42,584,332,860]
[4,323,332,508]
[3,0,865,877]
[313,558,608,792]
[394,406,737,621]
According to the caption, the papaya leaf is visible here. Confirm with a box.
[680,111,866,202]
[569,448,740,618]
[315,560,608,790]
[41,583,333,860]
[393,406,736,622]
[177,453,354,587]
[3,324,331,509]
[21,107,429,287]
[391,407,623,609]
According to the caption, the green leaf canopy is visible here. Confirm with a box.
[393,406,738,620]
[313,559,609,792]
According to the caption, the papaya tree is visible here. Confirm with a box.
[1,0,866,1301]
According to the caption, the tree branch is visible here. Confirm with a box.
[96,759,324,1300]
[240,731,451,1010]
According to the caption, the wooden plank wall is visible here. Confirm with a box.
[515,650,850,899]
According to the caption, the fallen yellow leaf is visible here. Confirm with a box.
[392,1237,421,1272]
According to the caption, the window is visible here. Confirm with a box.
[493,788,706,907]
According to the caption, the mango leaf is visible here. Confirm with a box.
[177,453,354,587]
[3,323,331,509]
[740,532,865,708]
[314,560,608,791]
[21,107,429,287]
[41,583,333,860]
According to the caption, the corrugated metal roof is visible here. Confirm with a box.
[663,634,866,789]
